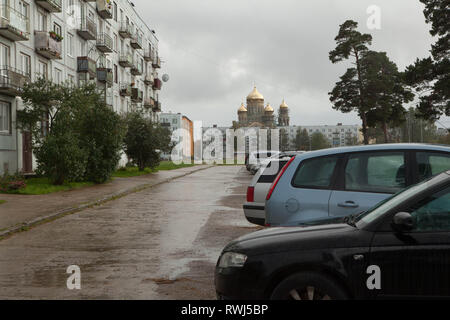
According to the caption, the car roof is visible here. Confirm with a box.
[294,143,450,160]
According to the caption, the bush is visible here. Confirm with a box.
[0,173,26,193]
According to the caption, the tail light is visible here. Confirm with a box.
[247,186,255,202]
[266,156,296,201]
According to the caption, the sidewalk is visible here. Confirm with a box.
[0,165,212,236]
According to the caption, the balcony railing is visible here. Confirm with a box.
[144,74,153,86]
[119,21,132,38]
[131,62,143,76]
[119,83,131,96]
[35,0,62,13]
[131,33,143,50]
[144,50,153,62]
[153,78,162,90]
[35,31,62,59]
[96,33,113,53]
[0,66,30,97]
[77,16,97,41]
[152,100,161,112]
[97,0,113,19]
[97,67,113,86]
[119,53,133,68]
[0,5,30,41]
[77,56,97,79]
[131,88,143,103]
[152,56,161,69]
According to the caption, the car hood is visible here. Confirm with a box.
[224,224,368,256]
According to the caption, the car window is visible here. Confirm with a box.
[345,152,406,194]
[410,187,450,232]
[258,160,288,183]
[292,156,338,188]
[416,152,450,182]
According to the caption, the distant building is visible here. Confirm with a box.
[160,112,193,161]
[235,86,290,128]
[281,124,362,149]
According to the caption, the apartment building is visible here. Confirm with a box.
[160,112,194,161]
[0,0,163,175]
[280,124,362,149]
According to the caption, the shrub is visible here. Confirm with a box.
[0,173,27,193]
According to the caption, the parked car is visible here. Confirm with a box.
[265,144,450,227]
[244,159,290,226]
[249,151,305,175]
[246,151,280,173]
[216,170,450,300]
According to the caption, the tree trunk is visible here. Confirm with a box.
[382,121,389,143]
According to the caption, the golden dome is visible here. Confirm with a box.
[264,103,274,113]
[280,99,289,109]
[238,102,247,112]
[247,86,264,101]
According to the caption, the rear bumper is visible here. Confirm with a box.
[243,203,265,226]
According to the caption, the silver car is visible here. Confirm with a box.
[244,158,291,226]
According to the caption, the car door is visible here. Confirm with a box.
[329,151,408,218]
[369,186,450,299]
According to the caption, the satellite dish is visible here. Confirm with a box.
[162,74,170,82]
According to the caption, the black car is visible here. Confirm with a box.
[215,170,450,300]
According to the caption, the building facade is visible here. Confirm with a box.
[160,112,193,161]
[0,0,162,175]
[235,86,290,128]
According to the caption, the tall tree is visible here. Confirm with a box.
[329,20,373,144]
[310,132,330,151]
[363,51,414,143]
[295,128,310,151]
[279,128,290,151]
[405,0,449,120]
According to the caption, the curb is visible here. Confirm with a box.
[0,165,213,240]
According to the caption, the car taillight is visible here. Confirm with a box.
[266,156,296,201]
[247,186,255,202]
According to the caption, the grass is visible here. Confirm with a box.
[4,178,94,195]
[0,200,5,205]
[112,161,196,178]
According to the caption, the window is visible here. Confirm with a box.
[345,152,406,193]
[20,53,31,76]
[410,187,450,232]
[416,152,450,182]
[53,23,62,36]
[258,160,288,184]
[67,33,74,56]
[18,1,29,19]
[37,10,47,31]
[113,2,118,21]
[37,60,48,79]
[292,156,339,188]
[114,64,118,83]
[0,101,11,134]
[55,68,62,84]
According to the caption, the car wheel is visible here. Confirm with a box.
[270,272,348,300]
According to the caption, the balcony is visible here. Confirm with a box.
[120,83,131,96]
[144,75,153,86]
[119,22,132,38]
[35,0,62,13]
[144,98,154,109]
[77,56,97,80]
[130,63,143,76]
[131,88,143,103]
[96,0,113,19]
[77,16,97,41]
[152,56,161,69]
[0,67,30,97]
[119,53,133,68]
[35,31,62,59]
[96,33,113,53]
[153,78,162,90]
[0,5,30,41]
[144,50,153,62]
[153,101,161,113]
[130,34,143,50]
[97,68,113,86]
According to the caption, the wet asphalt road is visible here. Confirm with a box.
[0,166,258,299]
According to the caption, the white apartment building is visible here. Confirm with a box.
[281,124,362,149]
[160,112,194,161]
[0,0,163,175]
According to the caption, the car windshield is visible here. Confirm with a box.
[357,173,448,225]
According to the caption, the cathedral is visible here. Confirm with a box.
[235,86,290,128]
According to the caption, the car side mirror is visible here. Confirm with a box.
[392,212,414,233]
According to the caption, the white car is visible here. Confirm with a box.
[249,151,306,174]
[243,158,291,226]
[246,150,280,174]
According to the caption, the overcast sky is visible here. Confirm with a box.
[135,0,449,129]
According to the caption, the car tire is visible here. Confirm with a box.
[270,272,348,300]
